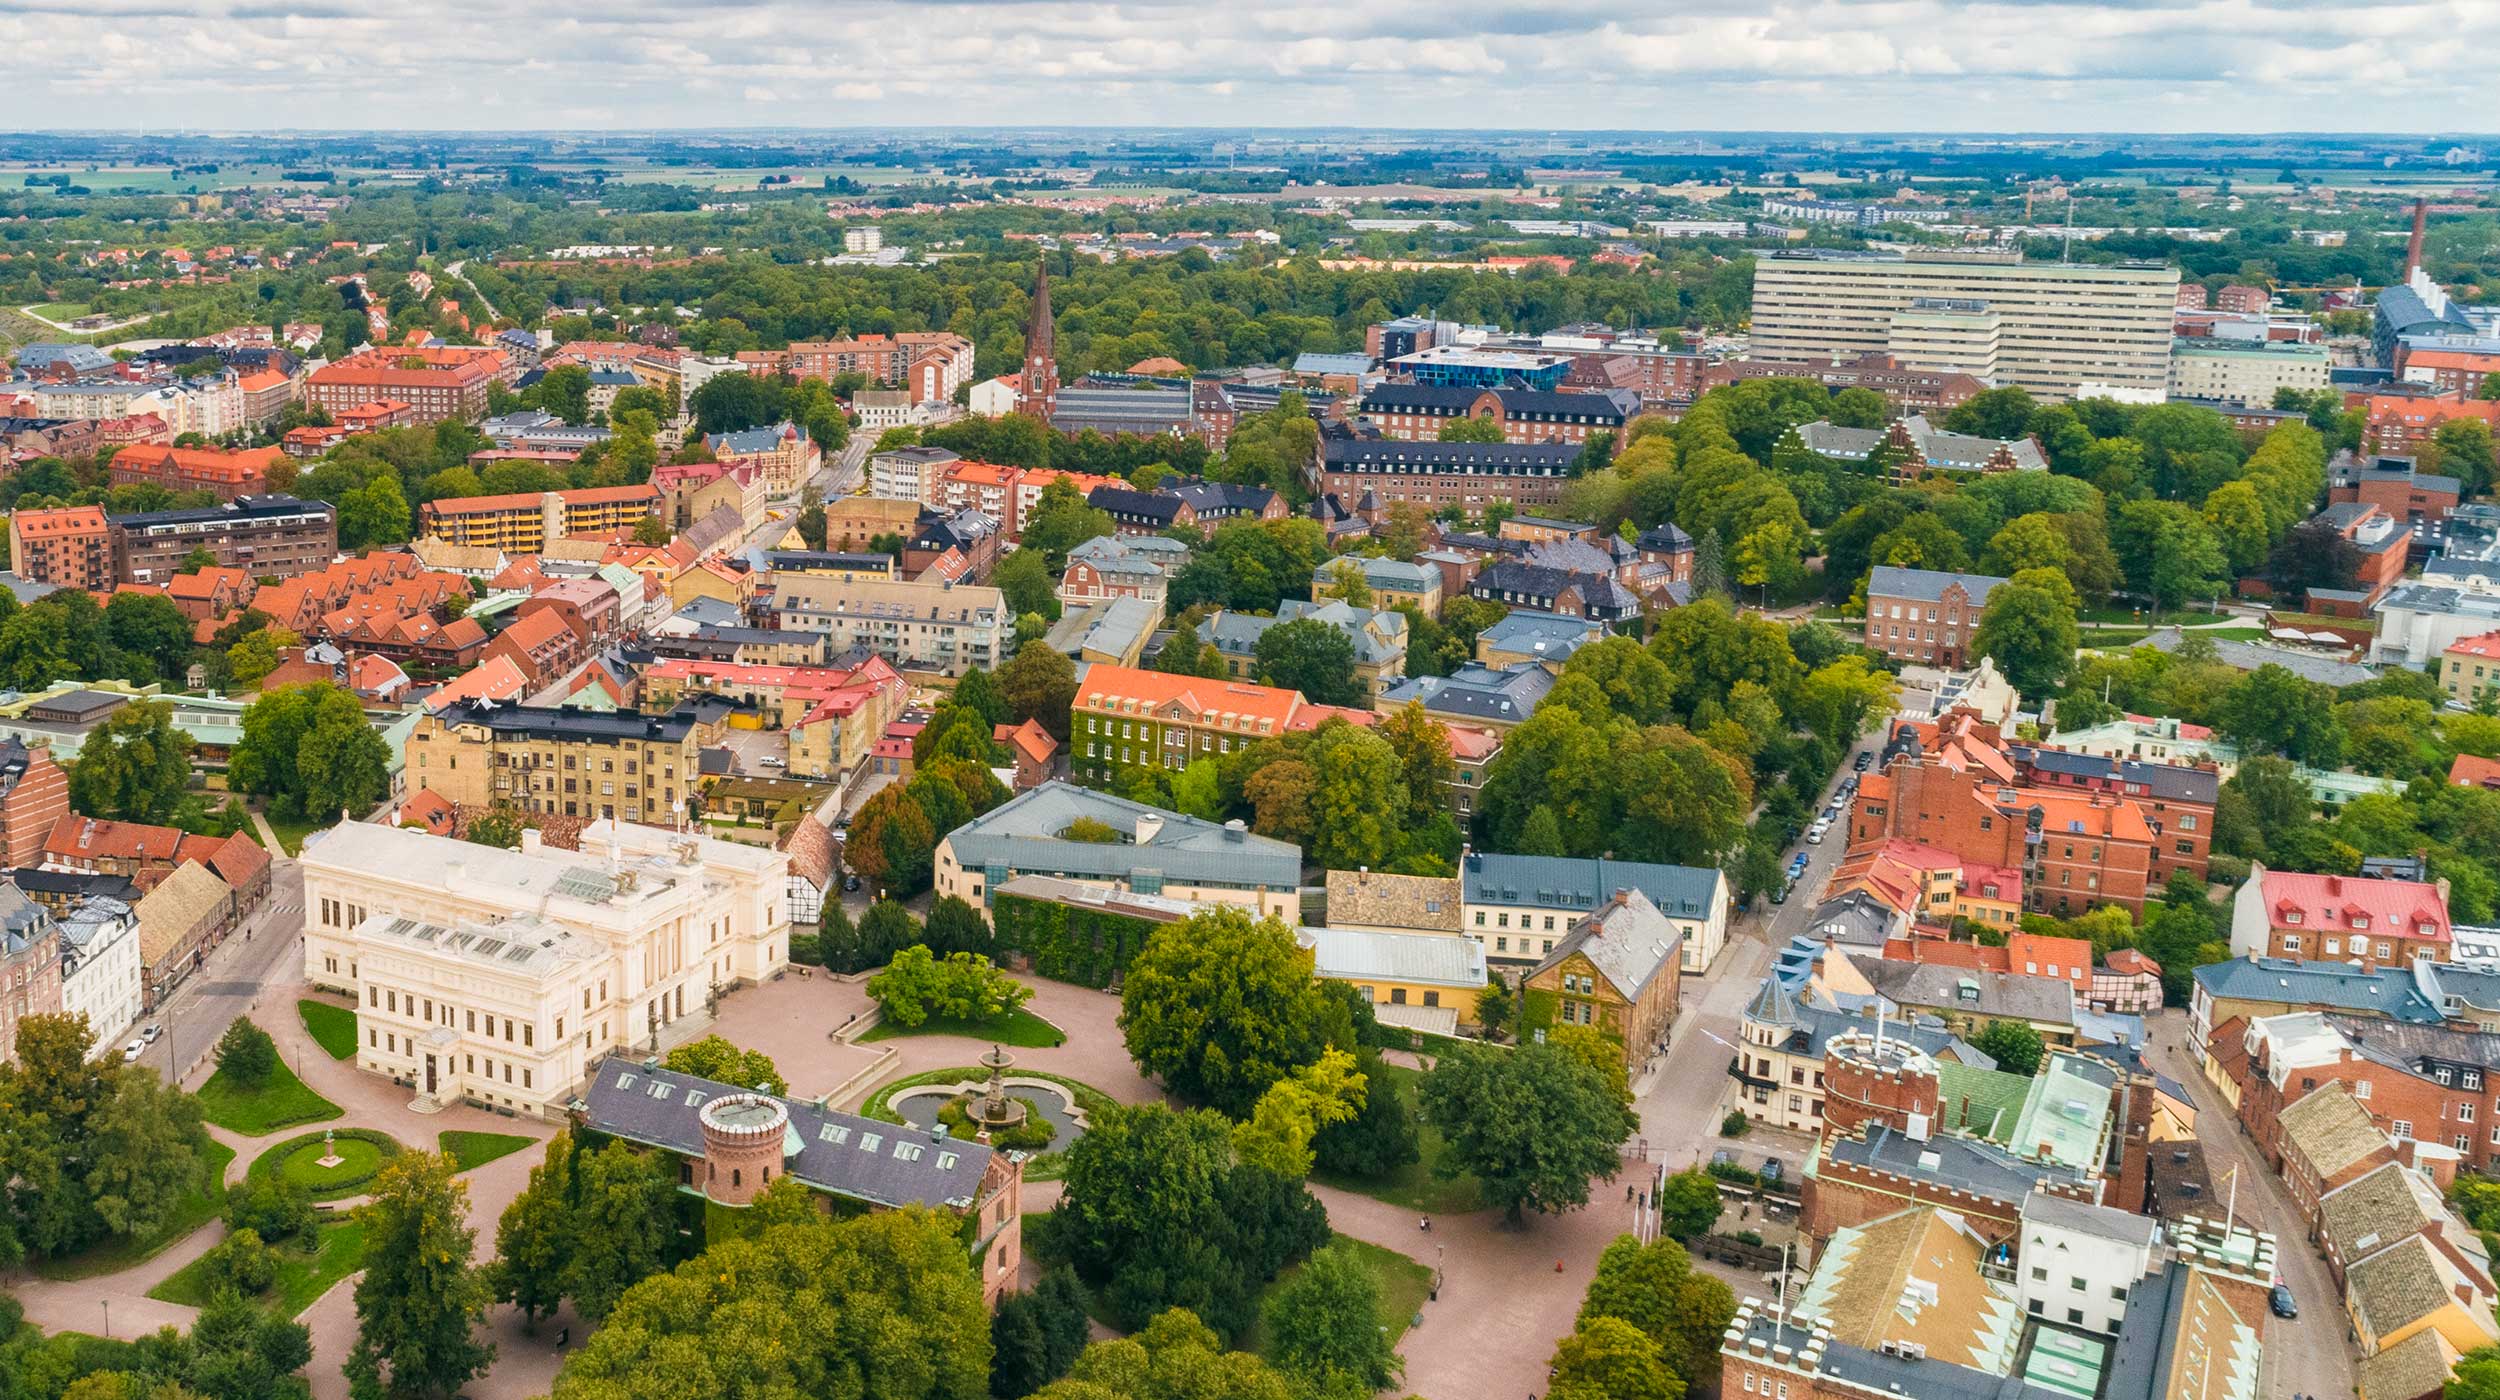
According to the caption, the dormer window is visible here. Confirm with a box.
[2351,915,2371,931]
[2283,911,2301,925]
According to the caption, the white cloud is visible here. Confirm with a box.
[0,0,2486,129]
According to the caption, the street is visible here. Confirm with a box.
[2142,1010,2356,1400]
[143,857,306,1084]
[734,426,871,556]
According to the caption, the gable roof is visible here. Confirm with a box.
[1532,888,1683,1001]
[133,861,233,968]
[2277,1082,2390,1184]
[1866,565,2010,607]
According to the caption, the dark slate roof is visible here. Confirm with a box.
[434,701,702,745]
[1470,560,1639,617]
[1169,481,1275,517]
[1461,851,1722,920]
[2007,744,2222,805]
[1087,487,1186,526]
[581,1060,995,1209]
[1636,523,1694,553]
[1378,661,1552,721]
[1320,439,1580,475]
[1865,564,2008,607]
[1827,1122,2086,1202]
[2189,957,2444,1023]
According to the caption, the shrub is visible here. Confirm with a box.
[1720,1110,1750,1138]
[201,1227,280,1295]
[224,1175,318,1245]
[214,1018,279,1087]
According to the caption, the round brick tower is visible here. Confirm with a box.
[1822,1028,1941,1139]
[698,1092,789,1206]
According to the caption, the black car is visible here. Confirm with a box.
[842,874,862,893]
[2269,1284,2296,1319]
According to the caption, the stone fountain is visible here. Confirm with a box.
[966,1044,1029,1137]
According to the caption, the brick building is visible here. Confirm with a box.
[2228,864,2452,966]
[1356,383,1638,446]
[0,740,70,870]
[784,332,974,403]
[108,443,282,501]
[1861,566,2007,668]
[7,506,113,590]
[2327,452,2465,526]
[305,346,505,425]
[1314,438,1582,513]
[1849,709,2205,917]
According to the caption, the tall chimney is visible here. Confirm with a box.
[2406,199,2428,279]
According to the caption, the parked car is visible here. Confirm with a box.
[759,755,786,768]
[1759,1157,1786,1183]
[2269,1284,2296,1319]
[842,874,863,893]
[141,1024,162,1043]
[1769,881,1792,905]
[1854,752,1874,771]
[1710,1149,1732,1166]
[1806,821,1830,846]
[121,1040,144,1063]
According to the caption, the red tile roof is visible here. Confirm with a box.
[2257,869,2451,944]
[2451,753,2500,790]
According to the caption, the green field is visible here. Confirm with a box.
[33,1140,234,1281]
[1312,1063,1484,1216]
[1243,1236,1435,1359]
[149,1217,367,1316]
[261,810,325,856]
[440,1131,536,1172]
[197,1057,343,1136]
[24,303,89,323]
[859,1005,1066,1048]
[298,1000,357,1060]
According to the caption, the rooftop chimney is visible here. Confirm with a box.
[2406,199,2429,278]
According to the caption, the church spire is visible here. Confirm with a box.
[1018,257,1057,419]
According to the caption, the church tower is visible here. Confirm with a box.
[1017,258,1057,419]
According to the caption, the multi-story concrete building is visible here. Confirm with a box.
[1749,249,2180,399]
[1861,565,2008,668]
[868,445,959,502]
[417,484,661,553]
[404,702,713,826]
[110,495,338,585]
[755,570,1006,678]
[2443,631,2500,708]
[299,819,788,1117]
[305,346,505,424]
[8,506,113,590]
[784,332,974,404]
[1702,352,1989,414]
[2167,338,2331,408]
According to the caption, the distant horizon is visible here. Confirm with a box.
[5,1,2495,136]
[2,126,2497,143]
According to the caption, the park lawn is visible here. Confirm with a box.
[196,1058,342,1136]
[1312,1063,1484,1216]
[298,1000,357,1059]
[440,1131,536,1172]
[33,1139,235,1281]
[1243,1235,1435,1359]
[859,1005,1066,1048]
[149,1217,367,1316]
[29,303,88,322]
[260,811,323,856]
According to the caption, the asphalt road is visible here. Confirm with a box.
[2142,1010,2357,1400]
[139,858,307,1084]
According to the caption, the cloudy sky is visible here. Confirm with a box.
[0,0,2486,132]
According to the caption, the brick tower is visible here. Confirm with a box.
[1017,258,1057,420]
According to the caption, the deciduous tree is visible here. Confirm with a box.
[347,1152,495,1400]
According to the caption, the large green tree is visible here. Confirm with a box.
[1119,907,1351,1118]
[1252,618,1359,707]
[490,1130,576,1331]
[1417,1041,1635,1224]
[347,1152,495,1400]
[551,1209,992,1400]
[68,699,195,825]
[662,1035,788,1094]
[1970,567,2081,698]
[1577,1234,1736,1387]
[1261,1239,1401,1398]
[561,1140,679,1324]
[231,682,391,822]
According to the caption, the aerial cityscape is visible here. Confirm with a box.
[1,102,2499,1400]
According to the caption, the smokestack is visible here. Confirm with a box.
[2406,199,2428,278]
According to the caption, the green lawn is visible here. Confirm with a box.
[298,1000,357,1060]
[149,1218,367,1316]
[33,1140,234,1281]
[1243,1236,1435,1359]
[259,811,324,856]
[196,1058,342,1136]
[440,1131,536,1172]
[1312,1064,1484,1215]
[28,303,88,322]
[246,1129,401,1200]
[859,1005,1066,1048]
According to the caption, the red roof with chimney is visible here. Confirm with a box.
[2451,753,2500,790]
[2257,868,2451,945]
